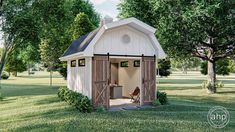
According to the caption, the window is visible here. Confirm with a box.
[78,59,85,67]
[71,60,76,67]
[120,61,128,67]
[134,60,140,67]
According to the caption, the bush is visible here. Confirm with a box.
[153,99,161,106]
[157,91,168,105]
[1,72,9,80]
[201,80,224,89]
[57,87,67,100]
[158,58,171,77]
[0,92,3,100]
[96,105,106,113]
[58,87,92,113]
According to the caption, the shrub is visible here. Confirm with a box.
[153,99,161,106]
[96,105,106,113]
[75,96,92,113]
[1,72,9,80]
[58,87,92,113]
[157,91,168,105]
[201,80,224,89]
[57,87,67,100]
[0,92,3,100]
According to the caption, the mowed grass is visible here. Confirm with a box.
[0,71,234,131]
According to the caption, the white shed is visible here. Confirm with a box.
[60,17,166,109]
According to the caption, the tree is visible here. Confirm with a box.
[70,13,95,40]
[1,0,40,79]
[5,50,27,77]
[20,45,40,75]
[158,58,171,77]
[56,12,95,79]
[171,58,201,73]
[228,60,235,73]
[36,0,98,83]
[201,59,231,76]
[119,0,235,93]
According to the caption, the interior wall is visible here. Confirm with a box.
[111,63,118,84]
[117,59,141,97]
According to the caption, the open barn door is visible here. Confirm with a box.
[141,56,156,105]
[92,56,110,109]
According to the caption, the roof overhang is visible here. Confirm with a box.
[59,52,85,61]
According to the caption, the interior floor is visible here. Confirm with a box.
[109,98,139,111]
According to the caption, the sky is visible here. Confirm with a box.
[89,0,120,20]
[0,0,120,47]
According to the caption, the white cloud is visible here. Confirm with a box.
[90,0,106,5]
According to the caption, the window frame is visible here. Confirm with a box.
[120,61,129,67]
[78,59,86,67]
[133,60,140,67]
[71,60,77,67]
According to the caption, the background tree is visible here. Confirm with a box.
[21,45,40,75]
[1,0,40,78]
[70,13,95,40]
[228,60,235,73]
[158,58,171,77]
[35,0,99,84]
[119,0,235,93]
[200,59,231,76]
[5,50,27,77]
[171,58,201,73]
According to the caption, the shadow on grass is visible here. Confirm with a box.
[35,96,61,105]
[1,84,59,97]
[159,86,202,90]
[159,79,204,84]
[17,75,64,79]
[169,95,235,109]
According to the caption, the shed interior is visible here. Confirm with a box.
[109,58,141,108]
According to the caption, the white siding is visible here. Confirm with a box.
[94,25,156,56]
[67,57,92,99]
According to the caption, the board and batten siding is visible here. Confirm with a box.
[67,57,92,98]
[94,25,156,56]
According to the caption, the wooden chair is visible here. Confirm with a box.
[129,87,140,103]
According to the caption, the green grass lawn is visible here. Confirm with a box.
[0,71,234,131]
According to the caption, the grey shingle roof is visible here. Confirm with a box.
[62,29,99,57]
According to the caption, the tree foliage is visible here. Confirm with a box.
[200,59,231,76]
[70,13,95,40]
[119,0,235,93]
[1,0,99,79]
[158,58,171,77]
[5,50,27,76]
[171,57,201,73]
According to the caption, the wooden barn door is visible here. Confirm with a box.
[92,56,110,109]
[141,56,156,105]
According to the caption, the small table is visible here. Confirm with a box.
[110,85,123,99]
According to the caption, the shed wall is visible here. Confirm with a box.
[67,57,92,98]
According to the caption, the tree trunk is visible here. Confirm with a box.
[50,68,53,87]
[207,60,216,93]
[13,71,17,77]
[0,50,8,78]
[28,63,30,75]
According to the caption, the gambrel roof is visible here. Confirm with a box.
[60,17,166,61]
[62,29,99,57]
